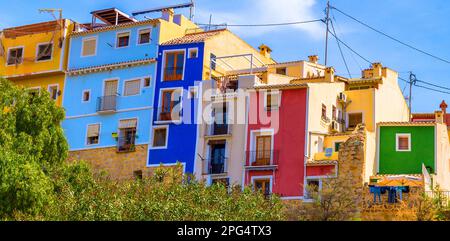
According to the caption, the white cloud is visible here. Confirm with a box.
[195,0,324,39]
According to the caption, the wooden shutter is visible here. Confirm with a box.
[398,136,409,150]
[82,38,96,56]
[349,113,362,128]
[104,80,118,96]
[119,119,137,129]
[124,79,140,96]
[256,136,271,164]
[153,128,167,147]
[87,124,100,137]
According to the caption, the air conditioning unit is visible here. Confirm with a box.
[330,120,341,132]
[338,92,347,102]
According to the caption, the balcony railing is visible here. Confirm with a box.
[205,123,232,136]
[204,157,228,175]
[156,102,181,121]
[117,136,136,152]
[164,67,184,81]
[247,150,279,167]
[97,95,117,113]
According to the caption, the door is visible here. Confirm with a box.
[161,90,174,120]
[102,80,118,110]
[254,179,271,198]
[104,80,118,96]
[256,135,271,165]
[210,143,226,174]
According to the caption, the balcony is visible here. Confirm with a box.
[117,136,136,153]
[164,67,184,81]
[313,151,339,161]
[205,123,232,136]
[245,150,279,170]
[203,157,228,175]
[97,95,117,113]
[156,102,181,122]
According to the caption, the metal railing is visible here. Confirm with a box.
[97,95,117,112]
[204,157,228,175]
[156,102,181,121]
[163,67,184,81]
[117,136,136,152]
[205,123,231,136]
[247,150,279,166]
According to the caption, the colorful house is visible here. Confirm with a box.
[412,100,450,139]
[0,19,76,106]
[376,119,450,191]
[63,8,197,179]
[148,29,274,181]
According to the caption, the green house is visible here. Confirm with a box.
[377,122,436,174]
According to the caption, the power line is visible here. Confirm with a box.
[416,79,450,91]
[196,19,324,27]
[330,5,450,65]
[327,28,372,65]
[331,11,362,71]
[415,84,450,95]
[330,19,351,78]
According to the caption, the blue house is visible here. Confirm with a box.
[62,8,198,179]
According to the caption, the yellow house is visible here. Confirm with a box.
[0,19,75,106]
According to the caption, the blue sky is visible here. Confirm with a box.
[1,0,449,112]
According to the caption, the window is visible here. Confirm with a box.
[123,79,141,96]
[334,142,344,152]
[188,48,198,58]
[133,170,143,180]
[48,85,58,100]
[255,135,272,165]
[116,32,130,48]
[86,124,100,145]
[118,119,137,152]
[28,87,40,97]
[163,51,185,81]
[305,179,321,199]
[82,37,97,57]
[138,28,151,44]
[276,67,287,75]
[143,77,151,87]
[82,90,90,102]
[348,113,363,129]
[159,89,181,121]
[321,104,327,121]
[332,106,337,121]
[36,43,53,61]
[253,178,271,198]
[210,53,216,71]
[7,47,23,65]
[396,134,411,152]
[265,90,280,110]
[152,127,168,148]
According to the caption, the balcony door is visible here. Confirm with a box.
[101,79,118,111]
[164,51,185,81]
[210,142,226,174]
[256,136,272,165]
[160,89,180,121]
[213,104,228,135]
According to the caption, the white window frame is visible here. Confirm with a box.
[47,84,59,101]
[396,133,411,152]
[137,27,152,45]
[35,42,53,62]
[85,123,101,146]
[122,78,142,97]
[250,175,273,195]
[263,90,281,111]
[188,86,198,99]
[81,89,91,103]
[81,36,98,57]
[142,76,152,88]
[160,48,186,82]
[155,87,183,124]
[6,46,24,66]
[249,129,275,165]
[346,111,365,129]
[188,47,198,59]
[150,125,169,149]
[115,31,131,49]
[304,178,323,201]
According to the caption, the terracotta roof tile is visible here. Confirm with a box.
[377,121,436,126]
[70,19,159,37]
[161,29,226,45]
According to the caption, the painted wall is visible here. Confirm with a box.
[68,23,159,69]
[378,125,435,174]
[11,74,65,106]
[147,43,204,174]
[433,123,450,191]
[245,88,307,198]
[344,88,375,132]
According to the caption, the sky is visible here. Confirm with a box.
[1,0,449,113]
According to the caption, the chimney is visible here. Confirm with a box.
[372,62,382,78]
[308,55,319,64]
[324,67,335,82]
[258,44,272,59]
[435,110,444,124]
[440,100,447,114]
[162,8,174,22]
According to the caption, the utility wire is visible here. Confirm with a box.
[327,28,372,65]
[415,79,450,91]
[331,11,362,71]
[415,84,450,95]
[330,19,352,78]
[331,5,450,65]
[196,19,324,27]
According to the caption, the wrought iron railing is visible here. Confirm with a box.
[156,102,181,121]
[247,150,279,166]
[205,123,231,136]
[164,67,184,81]
[117,136,136,152]
[204,157,228,175]
[97,95,117,112]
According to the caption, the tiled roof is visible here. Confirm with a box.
[70,19,159,37]
[306,160,338,166]
[377,121,436,126]
[252,83,308,90]
[67,58,156,76]
[161,29,226,45]
[347,77,381,84]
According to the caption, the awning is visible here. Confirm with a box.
[87,124,100,137]
[119,119,137,129]
[208,139,226,145]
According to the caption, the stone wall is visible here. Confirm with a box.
[68,144,151,179]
